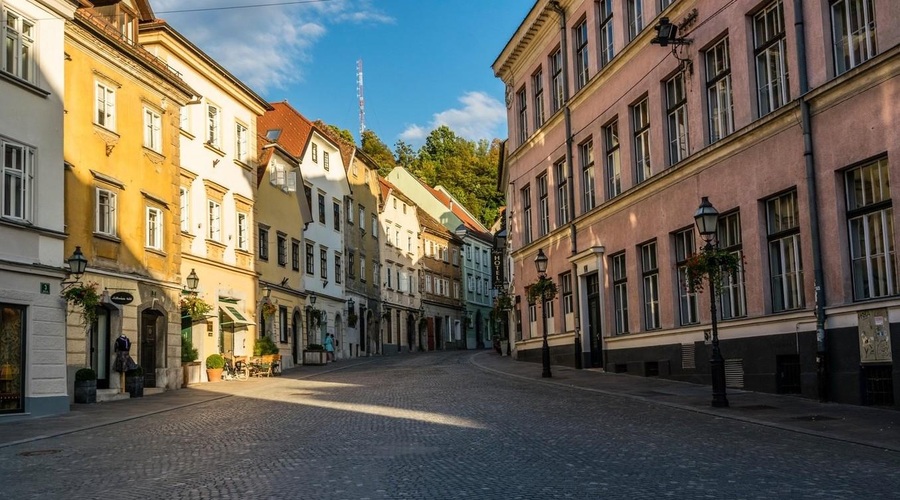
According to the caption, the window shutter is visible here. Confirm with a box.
[286,171,297,192]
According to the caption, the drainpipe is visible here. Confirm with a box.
[548,1,584,369]
[793,0,827,402]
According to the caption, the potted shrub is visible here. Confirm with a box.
[253,336,279,356]
[205,353,225,382]
[125,366,144,398]
[74,368,97,404]
[182,332,201,387]
[303,343,327,366]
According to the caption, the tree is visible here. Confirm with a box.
[312,120,356,147]
[394,140,417,169]
[361,129,396,176]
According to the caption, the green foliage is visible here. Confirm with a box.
[61,282,101,325]
[75,368,97,381]
[205,353,225,370]
[180,295,212,321]
[181,332,198,363]
[261,302,277,318]
[306,343,324,351]
[361,129,397,176]
[683,246,745,294]
[253,336,279,356]
[527,276,559,304]
[348,310,358,327]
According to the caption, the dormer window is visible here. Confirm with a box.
[94,4,137,45]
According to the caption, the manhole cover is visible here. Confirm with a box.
[737,405,778,410]
[18,449,61,457]
[792,415,838,421]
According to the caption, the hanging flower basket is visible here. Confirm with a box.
[347,311,358,327]
[61,282,101,325]
[261,301,278,318]
[526,276,558,304]
[307,308,323,327]
[180,295,212,321]
[683,246,745,294]
[494,294,513,313]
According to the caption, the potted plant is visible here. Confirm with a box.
[205,353,225,382]
[261,301,277,318]
[180,295,212,321]
[253,335,279,356]
[74,368,97,404]
[61,282,101,325]
[125,366,144,398]
[182,332,201,387]
[303,343,327,366]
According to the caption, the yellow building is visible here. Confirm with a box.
[139,19,272,379]
[63,1,195,396]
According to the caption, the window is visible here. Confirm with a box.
[279,307,288,343]
[335,253,342,284]
[580,140,596,213]
[706,37,734,143]
[318,192,326,224]
[718,211,747,319]
[372,214,378,238]
[755,1,789,117]
[360,259,366,282]
[143,107,162,153]
[235,122,248,162]
[846,158,896,300]
[146,207,163,250]
[179,187,189,233]
[320,248,328,279]
[304,185,313,213]
[598,0,614,67]
[674,228,698,325]
[358,205,364,229]
[387,266,394,289]
[348,251,355,279]
[2,9,34,82]
[311,143,318,163]
[258,226,269,261]
[180,106,190,132]
[612,252,628,335]
[207,103,220,148]
[627,0,643,41]
[604,121,621,198]
[550,48,564,113]
[277,233,287,266]
[517,87,528,145]
[95,188,117,236]
[95,82,116,130]
[237,212,249,251]
[305,242,314,275]
[292,240,300,271]
[574,18,589,90]
[425,274,432,293]
[632,98,651,183]
[538,174,550,236]
[767,190,804,311]
[324,151,330,171]
[641,241,660,330]
[560,272,573,318]
[666,72,689,165]
[346,198,354,225]
[333,200,341,231]
[532,69,545,130]
[522,185,533,244]
[831,0,877,75]
[556,159,569,225]
[207,200,221,241]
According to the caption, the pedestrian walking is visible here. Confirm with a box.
[324,333,335,362]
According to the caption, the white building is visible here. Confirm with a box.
[0,0,78,418]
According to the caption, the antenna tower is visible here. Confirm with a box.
[357,59,366,141]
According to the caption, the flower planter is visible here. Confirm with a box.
[183,362,201,387]
[206,368,223,383]
[303,350,327,366]
[125,374,144,398]
[74,379,97,404]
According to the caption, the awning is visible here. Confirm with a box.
[220,305,253,327]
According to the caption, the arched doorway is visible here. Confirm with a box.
[292,310,301,365]
[140,308,165,388]
[406,312,415,352]
[475,310,484,349]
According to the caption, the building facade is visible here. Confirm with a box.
[139,19,272,376]
[0,0,77,419]
[417,209,465,350]
[64,0,195,396]
[495,0,900,407]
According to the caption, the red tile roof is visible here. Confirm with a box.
[258,101,313,158]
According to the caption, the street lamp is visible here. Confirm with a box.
[534,248,552,378]
[694,197,729,408]
[186,268,200,292]
[66,246,88,278]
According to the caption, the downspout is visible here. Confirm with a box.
[794,0,827,401]
[548,1,584,369]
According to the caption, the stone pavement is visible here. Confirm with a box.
[1,352,897,453]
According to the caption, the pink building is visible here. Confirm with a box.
[494,0,900,407]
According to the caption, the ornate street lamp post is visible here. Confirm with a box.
[694,197,729,408]
[534,248,552,378]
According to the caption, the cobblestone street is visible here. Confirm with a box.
[1,351,899,499]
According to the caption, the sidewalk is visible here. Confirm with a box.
[471,351,900,452]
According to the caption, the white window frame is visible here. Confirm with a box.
[632,98,651,183]
[207,103,220,148]
[1,140,34,221]
[2,8,34,82]
[573,18,589,90]
[556,159,569,225]
[755,1,790,117]
[598,0,614,67]
[146,206,163,250]
[179,187,190,233]
[207,200,221,242]
[235,122,248,163]
[718,211,747,319]
[96,188,117,237]
[516,86,528,145]
[666,72,689,165]
[532,68,545,130]
[767,191,804,312]
[706,37,735,144]
[846,158,896,300]
[626,0,643,41]
[605,121,621,198]
[831,0,877,75]
[674,228,699,326]
[641,241,660,330]
[143,107,162,153]
[612,252,628,335]
[580,140,596,212]
[95,82,116,130]
[237,212,249,251]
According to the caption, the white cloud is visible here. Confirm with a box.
[152,0,393,93]
[399,92,506,144]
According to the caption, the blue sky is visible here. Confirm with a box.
[152,0,530,148]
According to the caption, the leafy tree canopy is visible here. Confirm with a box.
[361,129,396,176]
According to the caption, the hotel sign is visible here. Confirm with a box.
[492,249,504,288]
